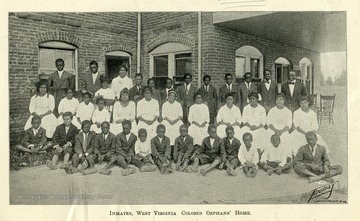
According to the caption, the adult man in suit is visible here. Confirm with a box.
[129,73,144,103]
[218,73,239,107]
[83,60,103,95]
[198,74,218,124]
[294,131,343,183]
[281,71,308,112]
[49,58,74,117]
[177,73,198,125]
[258,69,277,113]
[239,72,258,112]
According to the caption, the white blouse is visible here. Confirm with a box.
[113,101,136,122]
[137,98,159,121]
[293,109,319,132]
[94,88,115,100]
[91,108,110,124]
[58,97,79,115]
[135,139,152,156]
[238,145,259,166]
[266,107,292,130]
[76,102,95,122]
[188,103,209,124]
[261,144,290,167]
[242,104,266,126]
[217,105,242,125]
[111,76,133,98]
[162,101,183,120]
[29,94,55,115]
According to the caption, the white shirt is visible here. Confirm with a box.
[135,139,151,156]
[245,82,251,90]
[266,106,292,130]
[94,88,115,100]
[137,98,159,121]
[92,108,110,124]
[228,138,233,144]
[265,79,271,91]
[32,128,39,135]
[227,83,232,91]
[261,144,290,167]
[293,109,319,132]
[161,101,183,121]
[289,81,295,97]
[125,133,131,142]
[217,104,242,125]
[188,103,209,125]
[83,132,89,151]
[238,145,259,168]
[309,144,318,157]
[65,125,70,134]
[58,97,79,115]
[29,94,55,115]
[76,102,95,122]
[111,76,133,98]
[103,133,109,140]
[92,72,99,84]
[158,136,163,143]
[113,101,136,123]
[57,70,64,79]
[210,137,215,147]
[242,104,266,126]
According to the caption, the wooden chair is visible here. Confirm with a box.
[318,94,336,125]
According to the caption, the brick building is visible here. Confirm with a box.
[9,12,345,132]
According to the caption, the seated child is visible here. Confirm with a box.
[76,91,95,125]
[100,120,138,176]
[57,88,80,129]
[16,116,52,154]
[238,132,259,178]
[46,112,79,170]
[188,125,226,176]
[173,125,194,172]
[94,76,115,111]
[151,124,173,174]
[223,126,241,176]
[84,121,116,175]
[133,128,157,172]
[294,131,342,183]
[91,97,111,134]
[259,134,292,176]
[65,120,96,174]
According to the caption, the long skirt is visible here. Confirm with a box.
[25,114,57,138]
[137,121,159,140]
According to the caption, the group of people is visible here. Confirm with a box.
[15,58,342,183]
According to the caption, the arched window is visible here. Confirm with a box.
[105,51,132,80]
[299,57,313,93]
[149,42,192,88]
[235,46,263,80]
[39,41,78,89]
[274,57,291,92]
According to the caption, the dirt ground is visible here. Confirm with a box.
[9,85,348,205]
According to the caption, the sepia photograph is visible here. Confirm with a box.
[8,10,347,205]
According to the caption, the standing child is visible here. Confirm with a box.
[238,133,259,178]
[188,125,226,176]
[16,116,52,154]
[198,74,218,124]
[46,112,79,170]
[151,124,173,174]
[223,126,241,176]
[160,78,174,106]
[94,76,116,111]
[239,72,258,112]
[91,97,111,134]
[57,88,80,129]
[133,128,157,172]
[173,125,194,172]
[75,91,95,125]
[188,92,210,146]
[65,120,96,174]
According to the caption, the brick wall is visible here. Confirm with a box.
[9,12,138,132]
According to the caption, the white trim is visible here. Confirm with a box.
[39,41,77,50]
[105,51,131,57]
[275,57,290,65]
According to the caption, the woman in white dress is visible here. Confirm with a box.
[161,89,183,145]
[266,93,293,156]
[188,92,209,145]
[217,92,242,140]
[241,92,268,152]
[290,96,330,154]
[111,88,136,135]
[56,88,80,129]
[137,87,160,139]
[24,80,57,138]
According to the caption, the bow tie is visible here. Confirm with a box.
[289,82,295,85]
[264,80,270,83]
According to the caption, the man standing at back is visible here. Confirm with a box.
[258,69,277,113]
[281,71,308,112]
[218,73,239,107]
[177,73,197,125]
[238,72,258,112]
[83,61,103,95]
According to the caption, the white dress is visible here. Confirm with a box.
[266,106,293,154]
[111,101,136,135]
[238,145,259,169]
[161,100,183,145]
[110,76,133,98]
[90,108,111,134]
[24,94,57,138]
[241,104,268,151]
[216,104,242,140]
[76,102,95,123]
[188,103,209,145]
[56,97,80,129]
[290,108,329,154]
[136,98,159,139]
[94,88,115,111]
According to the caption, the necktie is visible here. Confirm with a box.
[206,85,208,92]
[228,85,231,92]
[247,83,250,90]
[186,85,189,95]
[289,81,295,85]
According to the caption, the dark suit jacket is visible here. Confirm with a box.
[281,82,308,112]
[194,136,226,162]
[258,80,277,112]
[74,131,97,155]
[239,82,258,111]
[177,83,198,116]
[83,73,103,95]
[223,137,241,161]
[114,132,137,157]
[129,85,144,103]
[218,84,239,106]
[295,144,330,167]
[93,132,116,155]
[173,135,194,162]
[49,70,74,93]
[52,124,79,147]
[198,85,218,117]
[151,136,171,160]
[21,127,47,147]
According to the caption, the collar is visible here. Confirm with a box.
[228,137,233,143]
[264,79,271,83]
[58,70,64,75]
[92,72,99,76]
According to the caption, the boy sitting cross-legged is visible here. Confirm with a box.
[133,128,157,172]
[238,132,259,178]
[173,125,194,172]
[223,126,241,176]
[151,124,173,174]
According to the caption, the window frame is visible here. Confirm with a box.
[235,46,264,80]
